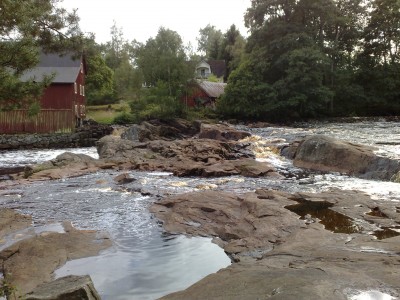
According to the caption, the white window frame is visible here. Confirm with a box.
[74,82,77,94]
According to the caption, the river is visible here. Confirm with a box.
[0,120,399,299]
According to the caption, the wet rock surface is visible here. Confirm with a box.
[152,188,400,299]
[0,123,113,150]
[0,216,111,298]
[9,122,279,182]
[121,118,200,142]
[198,123,251,141]
[25,275,101,300]
[287,135,400,180]
[2,120,400,299]
[0,208,32,238]
[97,136,279,178]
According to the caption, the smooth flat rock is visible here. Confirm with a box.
[153,189,400,300]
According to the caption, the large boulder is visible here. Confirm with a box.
[25,275,101,300]
[14,152,121,181]
[291,135,400,180]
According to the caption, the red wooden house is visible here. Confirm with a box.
[0,52,87,134]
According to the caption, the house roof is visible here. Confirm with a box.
[197,80,227,98]
[20,52,83,83]
[207,60,226,78]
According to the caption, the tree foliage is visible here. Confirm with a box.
[129,27,194,122]
[218,0,400,121]
[100,22,142,102]
[197,24,224,59]
[0,0,82,108]
[135,27,193,95]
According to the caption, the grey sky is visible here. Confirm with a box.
[61,0,250,48]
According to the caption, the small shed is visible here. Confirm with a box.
[0,51,87,134]
[184,80,227,108]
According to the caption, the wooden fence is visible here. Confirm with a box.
[0,109,75,134]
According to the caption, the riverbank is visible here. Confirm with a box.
[0,119,399,299]
[0,122,113,150]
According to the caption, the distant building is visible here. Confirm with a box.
[195,60,226,82]
[0,51,86,134]
[183,80,227,108]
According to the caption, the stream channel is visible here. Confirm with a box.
[0,120,399,299]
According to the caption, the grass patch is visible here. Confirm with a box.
[86,102,130,124]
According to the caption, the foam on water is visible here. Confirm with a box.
[0,147,98,168]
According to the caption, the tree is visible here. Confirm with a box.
[101,23,142,102]
[219,0,385,120]
[225,0,334,120]
[353,0,400,116]
[103,21,126,70]
[218,57,276,119]
[221,25,246,80]
[197,24,224,59]
[0,0,82,108]
[362,0,400,66]
[131,27,194,121]
[135,27,192,96]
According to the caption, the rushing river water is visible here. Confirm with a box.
[0,120,399,299]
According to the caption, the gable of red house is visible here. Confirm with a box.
[0,52,87,134]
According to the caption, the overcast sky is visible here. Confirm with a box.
[61,0,251,49]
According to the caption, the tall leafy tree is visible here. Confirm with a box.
[0,0,82,108]
[103,21,126,71]
[135,27,192,96]
[221,25,246,80]
[82,35,115,105]
[131,27,194,120]
[220,0,334,120]
[219,0,385,120]
[101,23,142,101]
[197,24,224,59]
[355,0,400,115]
[363,0,400,65]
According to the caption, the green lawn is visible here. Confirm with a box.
[86,103,129,124]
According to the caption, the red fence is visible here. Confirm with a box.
[0,109,75,134]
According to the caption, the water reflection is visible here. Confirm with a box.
[0,172,231,299]
[55,235,230,300]
[285,201,363,234]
